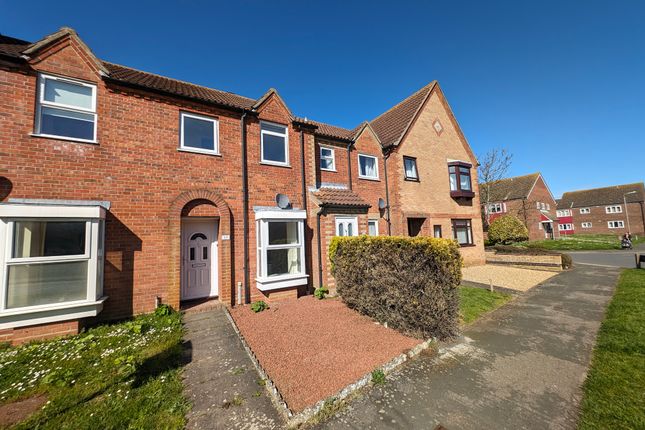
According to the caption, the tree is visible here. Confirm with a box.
[488,215,529,244]
[478,148,513,227]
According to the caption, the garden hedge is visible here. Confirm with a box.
[329,236,462,340]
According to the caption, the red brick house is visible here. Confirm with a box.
[0,28,484,343]
[556,183,645,236]
[481,173,559,241]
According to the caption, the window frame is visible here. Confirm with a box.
[488,203,504,214]
[335,216,359,237]
[403,156,419,181]
[260,121,290,167]
[607,220,625,229]
[556,209,572,217]
[558,223,574,231]
[367,219,379,236]
[433,225,442,238]
[605,205,623,214]
[579,207,590,214]
[179,111,220,156]
[357,154,379,180]
[447,161,474,198]
[34,73,98,144]
[581,222,592,228]
[451,219,474,246]
[0,203,106,329]
[319,146,336,171]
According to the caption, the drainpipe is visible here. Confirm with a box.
[241,111,250,304]
[521,197,529,228]
[383,151,392,235]
[316,207,324,289]
[640,201,645,236]
[300,130,307,211]
[347,142,353,190]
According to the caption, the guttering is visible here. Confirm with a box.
[347,142,353,190]
[299,130,307,212]
[241,110,250,304]
[316,207,324,289]
[383,151,392,235]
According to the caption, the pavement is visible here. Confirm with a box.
[314,264,621,430]
[567,244,644,268]
[182,307,284,430]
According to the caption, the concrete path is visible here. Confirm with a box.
[182,308,284,430]
[315,265,620,430]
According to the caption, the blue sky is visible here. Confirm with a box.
[2,0,644,197]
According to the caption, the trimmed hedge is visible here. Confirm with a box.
[491,245,573,269]
[329,236,462,340]
[488,215,529,244]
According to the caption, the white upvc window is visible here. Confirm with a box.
[556,209,571,217]
[368,220,379,236]
[608,220,625,228]
[179,112,219,155]
[255,210,307,291]
[34,73,98,143]
[320,146,336,171]
[605,205,622,214]
[0,203,106,329]
[358,154,379,180]
[558,223,574,231]
[581,222,592,228]
[546,203,550,210]
[260,121,289,166]
[580,207,590,214]
[335,216,358,237]
[488,203,504,214]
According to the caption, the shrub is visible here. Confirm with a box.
[250,300,269,313]
[561,253,573,269]
[154,303,174,316]
[329,236,462,340]
[488,215,529,244]
[314,286,329,300]
[371,369,386,385]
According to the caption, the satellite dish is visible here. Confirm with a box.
[276,193,291,209]
[378,198,387,210]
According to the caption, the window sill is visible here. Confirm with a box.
[30,133,98,145]
[404,177,420,182]
[321,168,337,172]
[178,147,221,157]
[256,274,309,291]
[457,243,477,247]
[358,176,380,182]
[260,161,291,168]
[0,296,107,330]
[450,190,475,199]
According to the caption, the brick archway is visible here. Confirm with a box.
[168,190,233,308]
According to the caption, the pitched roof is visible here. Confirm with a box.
[0,34,30,59]
[370,82,436,148]
[308,120,355,141]
[483,173,540,202]
[312,188,371,208]
[557,183,645,209]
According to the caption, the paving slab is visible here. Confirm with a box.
[315,265,620,429]
[182,308,284,430]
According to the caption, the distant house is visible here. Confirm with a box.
[556,183,645,236]
[481,173,558,241]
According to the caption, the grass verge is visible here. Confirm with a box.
[578,269,645,429]
[459,286,512,325]
[517,234,645,251]
[0,308,188,429]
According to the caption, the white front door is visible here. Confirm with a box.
[181,219,218,301]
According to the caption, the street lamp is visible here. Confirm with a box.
[624,191,637,233]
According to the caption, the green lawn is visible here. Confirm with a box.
[459,286,512,324]
[578,269,645,430]
[0,306,188,430]
[517,234,645,251]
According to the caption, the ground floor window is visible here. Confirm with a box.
[451,219,473,245]
[0,202,106,329]
[407,218,425,237]
[608,220,624,229]
[433,225,442,238]
[367,219,379,236]
[581,222,592,228]
[558,223,574,231]
[335,216,358,237]
[255,209,307,291]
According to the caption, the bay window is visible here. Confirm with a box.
[0,202,107,329]
[255,210,307,291]
[448,161,474,198]
[35,74,97,142]
[451,219,474,246]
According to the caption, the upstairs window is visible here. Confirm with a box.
[579,207,590,214]
[403,156,419,181]
[35,74,97,142]
[488,203,504,213]
[320,147,336,171]
[358,154,379,180]
[261,121,289,166]
[180,112,219,155]
[605,205,622,214]
[448,162,473,197]
[556,209,571,217]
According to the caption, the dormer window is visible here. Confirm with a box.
[35,74,97,143]
[448,161,474,198]
[261,121,289,166]
[358,154,379,180]
[320,147,336,171]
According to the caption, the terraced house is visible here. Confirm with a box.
[0,27,484,343]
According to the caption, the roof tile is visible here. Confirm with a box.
[312,188,371,208]
[557,183,644,209]
[483,173,540,202]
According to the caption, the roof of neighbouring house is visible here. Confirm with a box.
[557,183,645,209]
[482,173,541,202]
[311,188,371,208]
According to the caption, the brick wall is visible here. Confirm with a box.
[0,320,81,346]
[565,202,645,236]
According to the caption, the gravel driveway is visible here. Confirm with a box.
[462,264,557,292]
